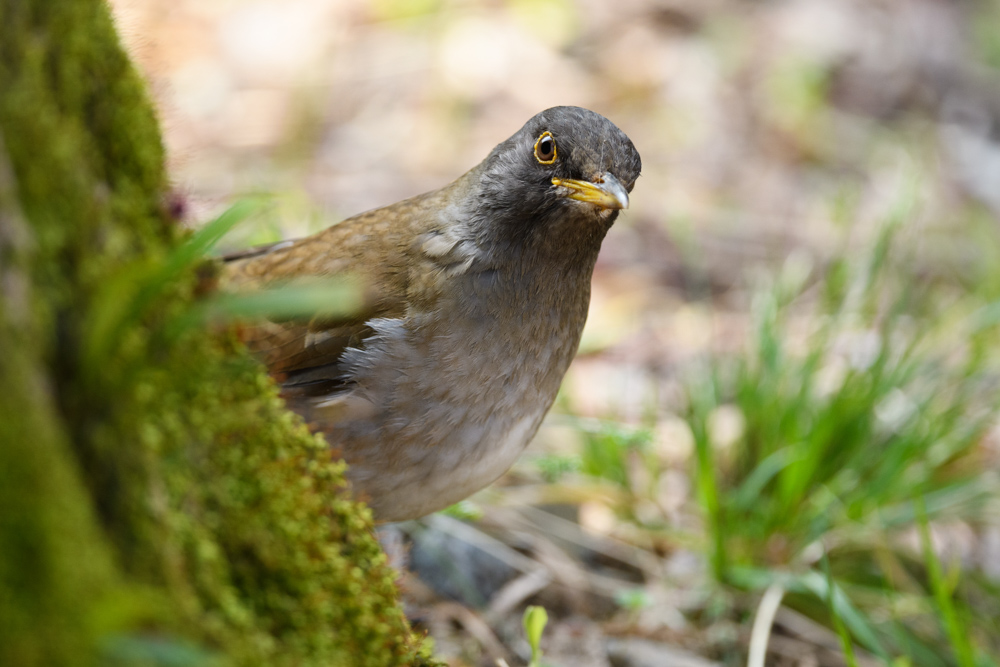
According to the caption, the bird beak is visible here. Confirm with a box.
[551,172,630,210]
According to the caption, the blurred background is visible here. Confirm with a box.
[112,0,1000,665]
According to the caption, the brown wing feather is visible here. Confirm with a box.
[221,187,452,391]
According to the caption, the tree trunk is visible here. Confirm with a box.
[0,2,428,665]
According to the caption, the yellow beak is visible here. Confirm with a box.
[551,172,629,210]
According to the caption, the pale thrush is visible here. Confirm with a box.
[224,106,641,521]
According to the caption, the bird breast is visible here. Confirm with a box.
[312,255,594,522]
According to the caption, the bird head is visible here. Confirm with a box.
[473,106,642,247]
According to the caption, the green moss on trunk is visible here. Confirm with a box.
[0,2,430,665]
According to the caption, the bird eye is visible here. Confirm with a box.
[533,132,557,164]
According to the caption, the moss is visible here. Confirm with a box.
[0,145,122,667]
[133,339,427,666]
[0,1,432,665]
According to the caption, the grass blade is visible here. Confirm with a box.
[915,495,977,667]
[747,583,785,667]
[822,548,859,667]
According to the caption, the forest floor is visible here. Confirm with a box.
[113,1,1000,664]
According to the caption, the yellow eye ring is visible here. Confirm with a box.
[533,131,557,164]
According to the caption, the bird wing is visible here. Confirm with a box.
[221,190,447,397]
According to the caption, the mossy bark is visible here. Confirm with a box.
[0,2,429,665]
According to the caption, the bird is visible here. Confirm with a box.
[223,106,641,522]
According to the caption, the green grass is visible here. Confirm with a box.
[680,205,1000,663]
[562,185,1000,663]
